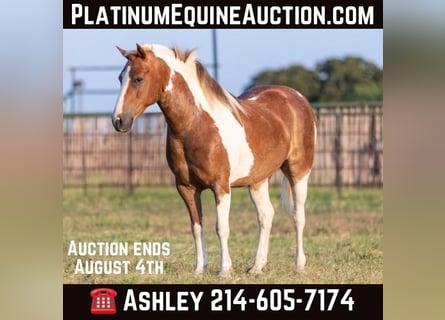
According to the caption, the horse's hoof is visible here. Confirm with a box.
[247,266,263,274]
[295,265,306,274]
[295,256,306,273]
[193,269,205,276]
[217,270,231,278]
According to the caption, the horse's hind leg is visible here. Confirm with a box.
[282,164,311,273]
[248,179,275,274]
[292,171,310,273]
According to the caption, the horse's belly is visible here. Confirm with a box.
[227,144,256,184]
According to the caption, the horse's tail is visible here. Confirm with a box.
[280,176,293,214]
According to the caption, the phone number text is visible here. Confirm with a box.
[210,288,354,312]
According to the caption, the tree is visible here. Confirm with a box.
[316,57,382,102]
[245,56,382,102]
[245,65,321,102]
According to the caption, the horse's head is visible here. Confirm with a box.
[112,44,170,132]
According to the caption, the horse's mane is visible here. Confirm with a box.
[195,60,243,115]
[171,47,196,64]
[150,45,243,116]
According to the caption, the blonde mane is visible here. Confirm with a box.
[171,47,197,64]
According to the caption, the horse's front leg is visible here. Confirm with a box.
[176,184,207,275]
[214,188,232,278]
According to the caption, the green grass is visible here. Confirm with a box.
[63,186,382,284]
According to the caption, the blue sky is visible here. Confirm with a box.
[63,29,382,113]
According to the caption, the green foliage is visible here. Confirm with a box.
[248,66,321,102]
[245,56,382,103]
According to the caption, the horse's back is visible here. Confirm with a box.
[239,85,313,116]
[238,85,315,142]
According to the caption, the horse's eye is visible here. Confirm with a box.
[134,77,143,84]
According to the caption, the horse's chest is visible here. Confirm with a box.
[166,110,255,186]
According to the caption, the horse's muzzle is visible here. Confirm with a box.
[112,113,134,132]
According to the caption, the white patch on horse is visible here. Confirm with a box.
[295,90,304,98]
[165,70,174,92]
[248,180,274,273]
[291,170,311,272]
[113,65,131,117]
[192,223,207,274]
[147,43,254,182]
[147,44,242,112]
[208,107,255,183]
[216,193,232,276]
[147,44,207,107]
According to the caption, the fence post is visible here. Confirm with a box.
[127,131,134,194]
[334,108,343,196]
[77,136,88,195]
[369,106,381,185]
[79,114,87,195]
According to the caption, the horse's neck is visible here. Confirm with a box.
[158,87,200,136]
[158,74,242,136]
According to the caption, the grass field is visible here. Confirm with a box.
[63,186,383,284]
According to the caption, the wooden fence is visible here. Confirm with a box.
[63,102,383,191]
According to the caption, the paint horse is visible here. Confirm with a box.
[112,44,316,277]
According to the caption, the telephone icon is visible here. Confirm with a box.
[90,288,117,315]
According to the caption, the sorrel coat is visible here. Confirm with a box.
[112,44,316,277]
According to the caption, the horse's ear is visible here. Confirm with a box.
[116,46,127,57]
[136,43,146,59]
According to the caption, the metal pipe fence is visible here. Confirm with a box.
[63,102,382,192]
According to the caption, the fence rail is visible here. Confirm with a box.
[63,102,383,191]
